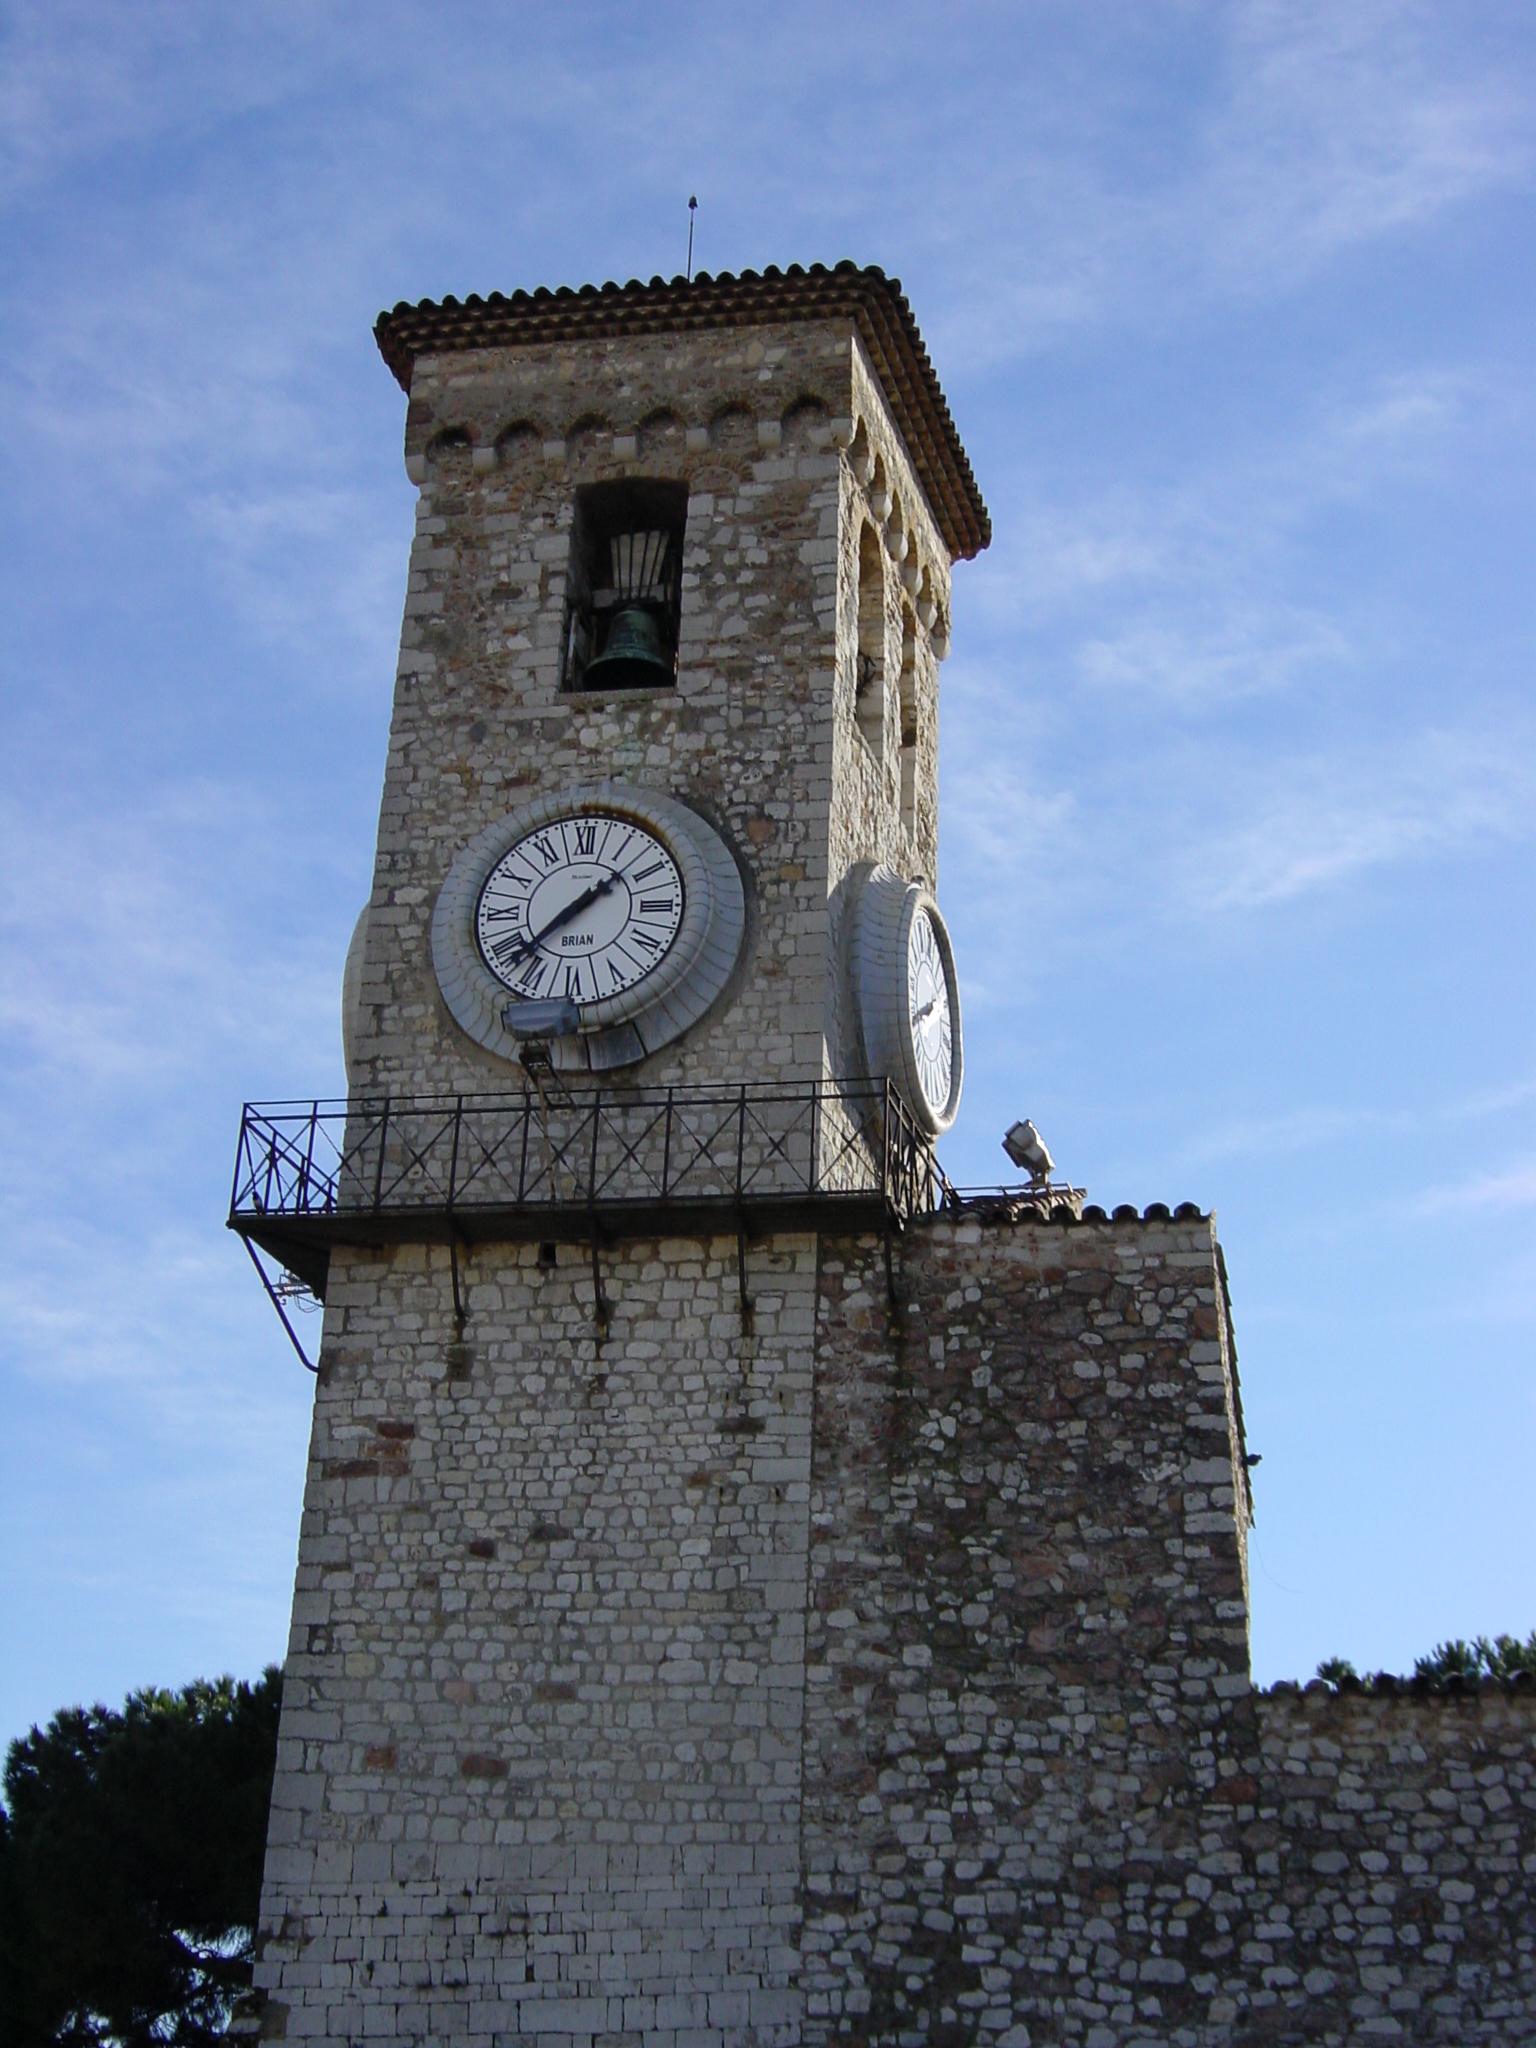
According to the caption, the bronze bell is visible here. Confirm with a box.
[582,605,674,690]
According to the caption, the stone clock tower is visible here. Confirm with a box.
[244,264,995,2042]
[241,267,1329,2048]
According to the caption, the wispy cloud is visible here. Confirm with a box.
[1187,720,1536,911]
[1077,608,1353,707]
[1416,1156,1536,1214]
[1197,0,1532,286]
[923,0,1535,368]
[1091,1065,1536,1177]
[1339,371,1475,451]
[1179,1102,1417,1165]
[1455,1075,1536,1120]
[0,781,346,1095]
[0,3,361,204]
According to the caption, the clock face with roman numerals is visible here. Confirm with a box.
[475,811,685,1006]
[907,906,954,1116]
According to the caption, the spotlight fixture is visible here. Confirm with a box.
[1003,1118,1055,1187]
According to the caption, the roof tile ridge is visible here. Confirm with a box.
[371,261,988,555]
[844,281,973,545]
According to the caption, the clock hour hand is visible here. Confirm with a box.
[911,995,940,1025]
[502,870,619,967]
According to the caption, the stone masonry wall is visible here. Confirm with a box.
[803,1214,1255,2048]
[802,1214,1536,2048]
[256,1231,819,2044]
[822,339,944,1085]
[255,1206,1535,2046]
[1229,1684,1535,2044]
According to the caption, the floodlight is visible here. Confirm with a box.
[1003,1118,1055,1186]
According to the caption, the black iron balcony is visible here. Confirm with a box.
[228,1078,941,1306]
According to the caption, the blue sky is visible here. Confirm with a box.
[2,1,1533,1749]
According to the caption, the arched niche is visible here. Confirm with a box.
[855,521,887,758]
[847,420,875,485]
[781,395,830,453]
[565,412,614,465]
[637,408,685,461]
[866,456,892,524]
[898,608,919,836]
[426,425,472,464]
[706,403,757,462]
[494,419,542,463]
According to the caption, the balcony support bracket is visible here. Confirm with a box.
[242,1236,319,1375]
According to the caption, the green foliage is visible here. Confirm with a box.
[1314,1631,1536,1690]
[1414,1632,1536,1683]
[1315,1656,1358,1688]
[0,1669,281,2048]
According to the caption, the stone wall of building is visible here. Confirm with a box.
[802,1212,1255,2048]
[256,1231,820,2043]
[253,1205,1535,2045]
[1229,1683,1536,2045]
[801,1213,1536,2048]
[822,341,944,1086]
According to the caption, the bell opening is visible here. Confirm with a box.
[563,479,688,692]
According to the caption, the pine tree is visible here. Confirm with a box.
[0,1669,280,2048]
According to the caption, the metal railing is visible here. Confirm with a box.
[231,1078,939,1249]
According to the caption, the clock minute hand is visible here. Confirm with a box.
[911,995,939,1025]
[504,871,619,967]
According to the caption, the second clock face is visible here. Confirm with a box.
[475,811,685,1006]
[907,906,954,1116]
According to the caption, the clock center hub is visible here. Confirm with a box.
[525,865,632,953]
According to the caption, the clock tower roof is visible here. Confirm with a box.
[374,260,990,562]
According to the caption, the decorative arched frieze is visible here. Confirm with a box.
[781,395,831,453]
[494,419,542,463]
[866,456,892,524]
[637,408,686,461]
[855,520,888,758]
[898,606,920,837]
[565,412,614,465]
[706,402,757,458]
[884,491,909,562]
[426,425,472,462]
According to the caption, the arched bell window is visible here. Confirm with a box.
[855,521,886,754]
[562,479,688,691]
[898,608,919,834]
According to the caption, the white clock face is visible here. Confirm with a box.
[476,812,685,1006]
[907,907,954,1115]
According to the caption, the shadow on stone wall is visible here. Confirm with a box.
[802,1215,1536,2047]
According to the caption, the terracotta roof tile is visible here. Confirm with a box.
[374,261,990,561]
